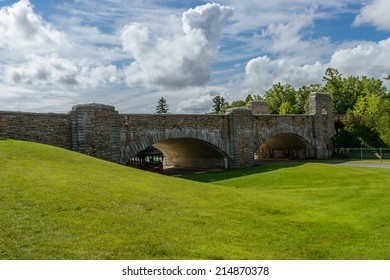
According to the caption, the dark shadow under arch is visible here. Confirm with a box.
[126,137,229,170]
[154,138,228,169]
[255,133,311,160]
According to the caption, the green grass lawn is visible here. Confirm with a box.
[1,139,389,260]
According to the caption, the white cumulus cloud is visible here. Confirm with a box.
[0,0,120,93]
[245,37,390,93]
[3,54,119,89]
[182,3,233,43]
[4,54,78,87]
[177,90,229,114]
[354,0,390,31]
[328,38,390,78]
[121,3,233,89]
[0,0,68,54]
[245,56,324,92]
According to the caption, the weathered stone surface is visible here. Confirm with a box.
[120,114,230,168]
[0,111,71,149]
[70,103,120,163]
[248,101,270,114]
[0,92,333,168]
[309,92,333,158]
[226,108,254,168]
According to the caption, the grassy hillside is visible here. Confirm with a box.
[1,139,389,259]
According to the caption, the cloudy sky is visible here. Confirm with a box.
[0,0,389,113]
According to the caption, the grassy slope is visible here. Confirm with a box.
[1,139,389,260]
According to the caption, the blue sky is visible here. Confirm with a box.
[0,0,389,113]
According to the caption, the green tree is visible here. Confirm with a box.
[264,83,297,114]
[323,68,346,114]
[211,96,228,114]
[343,93,389,148]
[279,101,294,115]
[252,94,264,101]
[360,76,388,98]
[376,99,390,145]
[156,97,169,114]
[228,100,246,108]
[328,70,389,148]
[295,84,323,114]
[323,68,387,114]
[245,94,254,105]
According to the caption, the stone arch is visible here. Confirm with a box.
[120,128,229,169]
[255,125,313,160]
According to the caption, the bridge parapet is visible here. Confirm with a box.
[0,111,71,149]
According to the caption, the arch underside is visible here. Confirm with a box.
[255,133,311,159]
[153,138,228,169]
[122,137,228,170]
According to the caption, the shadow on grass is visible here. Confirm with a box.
[181,161,306,183]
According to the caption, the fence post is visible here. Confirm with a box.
[361,147,363,162]
[380,147,382,163]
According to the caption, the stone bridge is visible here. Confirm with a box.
[0,92,333,169]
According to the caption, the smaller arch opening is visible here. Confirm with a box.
[255,133,311,163]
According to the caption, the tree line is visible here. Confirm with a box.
[211,68,390,149]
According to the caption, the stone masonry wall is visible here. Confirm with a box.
[248,101,270,114]
[227,108,255,168]
[70,104,120,163]
[253,115,314,148]
[120,114,230,164]
[0,111,71,149]
[309,92,333,158]
[0,92,333,168]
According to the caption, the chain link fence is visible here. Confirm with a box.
[336,148,390,161]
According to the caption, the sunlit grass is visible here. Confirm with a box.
[1,139,389,259]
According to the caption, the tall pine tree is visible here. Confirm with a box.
[156,97,169,114]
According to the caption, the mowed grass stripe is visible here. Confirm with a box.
[1,139,389,259]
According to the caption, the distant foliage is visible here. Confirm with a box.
[210,93,264,114]
[323,68,388,114]
[211,96,228,114]
[324,68,390,148]
[264,83,297,114]
[209,68,390,148]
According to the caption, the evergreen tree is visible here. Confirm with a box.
[156,97,169,114]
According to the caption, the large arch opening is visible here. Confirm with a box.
[127,137,228,173]
[255,133,311,162]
